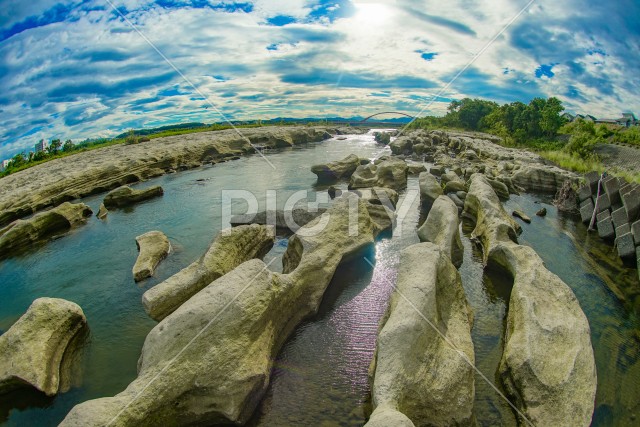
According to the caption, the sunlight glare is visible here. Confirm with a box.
[354,2,392,24]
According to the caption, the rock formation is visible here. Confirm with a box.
[350,157,408,191]
[133,231,171,282]
[311,154,361,182]
[0,202,92,259]
[0,298,87,396]
[463,173,597,426]
[103,185,163,209]
[462,174,521,263]
[61,194,379,426]
[418,172,443,212]
[367,243,475,427]
[142,224,275,321]
[96,203,108,220]
[417,196,464,267]
[230,208,327,234]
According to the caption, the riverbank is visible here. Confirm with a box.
[0,126,344,228]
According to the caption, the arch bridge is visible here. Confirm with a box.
[359,111,415,123]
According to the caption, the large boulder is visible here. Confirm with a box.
[61,194,378,427]
[350,158,408,191]
[0,202,92,259]
[417,196,464,267]
[368,243,475,426]
[142,224,275,321]
[310,154,361,182]
[0,298,87,396]
[389,136,413,155]
[492,242,597,426]
[462,173,521,263]
[103,185,163,209]
[230,208,327,234]
[133,231,171,282]
[418,172,443,212]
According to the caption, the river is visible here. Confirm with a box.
[0,131,638,426]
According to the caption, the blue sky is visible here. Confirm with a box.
[1,0,639,158]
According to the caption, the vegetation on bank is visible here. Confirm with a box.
[2,98,639,182]
[0,121,295,178]
[407,97,640,183]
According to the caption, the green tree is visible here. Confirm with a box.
[539,97,565,137]
[63,139,75,152]
[48,139,62,155]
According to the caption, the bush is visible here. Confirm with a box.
[563,132,601,159]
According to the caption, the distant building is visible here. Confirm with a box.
[561,112,575,121]
[34,140,48,152]
[572,114,585,122]
[584,114,597,122]
[0,159,9,171]
[616,112,638,128]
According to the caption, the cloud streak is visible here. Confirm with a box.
[0,0,638,158]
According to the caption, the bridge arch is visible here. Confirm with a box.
[359,111,414,123]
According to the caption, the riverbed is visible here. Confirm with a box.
[0,131,638,426]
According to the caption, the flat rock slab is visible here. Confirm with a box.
[133,231,171,282]
[103,185,163,209]
[0,298,87,396]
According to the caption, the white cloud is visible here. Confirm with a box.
[0,0,638,158]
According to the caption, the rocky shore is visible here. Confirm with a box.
[0,126,335,228]
[0,127,617,426]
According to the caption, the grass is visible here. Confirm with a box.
[540,151,640,184]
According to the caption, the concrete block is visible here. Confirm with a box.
[615,233,636,259]
[577,185,593,202]
[580,198,594,224]
[585,171,600,194]
[622,188,640,222]
[603,176,621,205]
[611,206,629,229]
[580,197,593,209]
[620,183,633,197]
[597,217,615,240]
[595,193,611,213]
[596,209,611,223]
[616,223,630,238]
[632,220,640,246]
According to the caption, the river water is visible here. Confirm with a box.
[0,131,638,426]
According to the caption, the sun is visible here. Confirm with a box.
[354,2,393,24]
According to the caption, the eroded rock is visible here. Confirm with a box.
[311,154,360,182]
[61,194,378,427]
[0,298,87,397]
[350,157,408,191]
[133,231,171,282]
[368,243,475,426]
[103,185,163,209]
[417,196,464,267]
[0,202,92,259]
[142,224,275,321]
[418,172,443,212]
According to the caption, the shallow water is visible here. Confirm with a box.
[0,132,638,426]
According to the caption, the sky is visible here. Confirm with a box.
[0,0,639,158]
